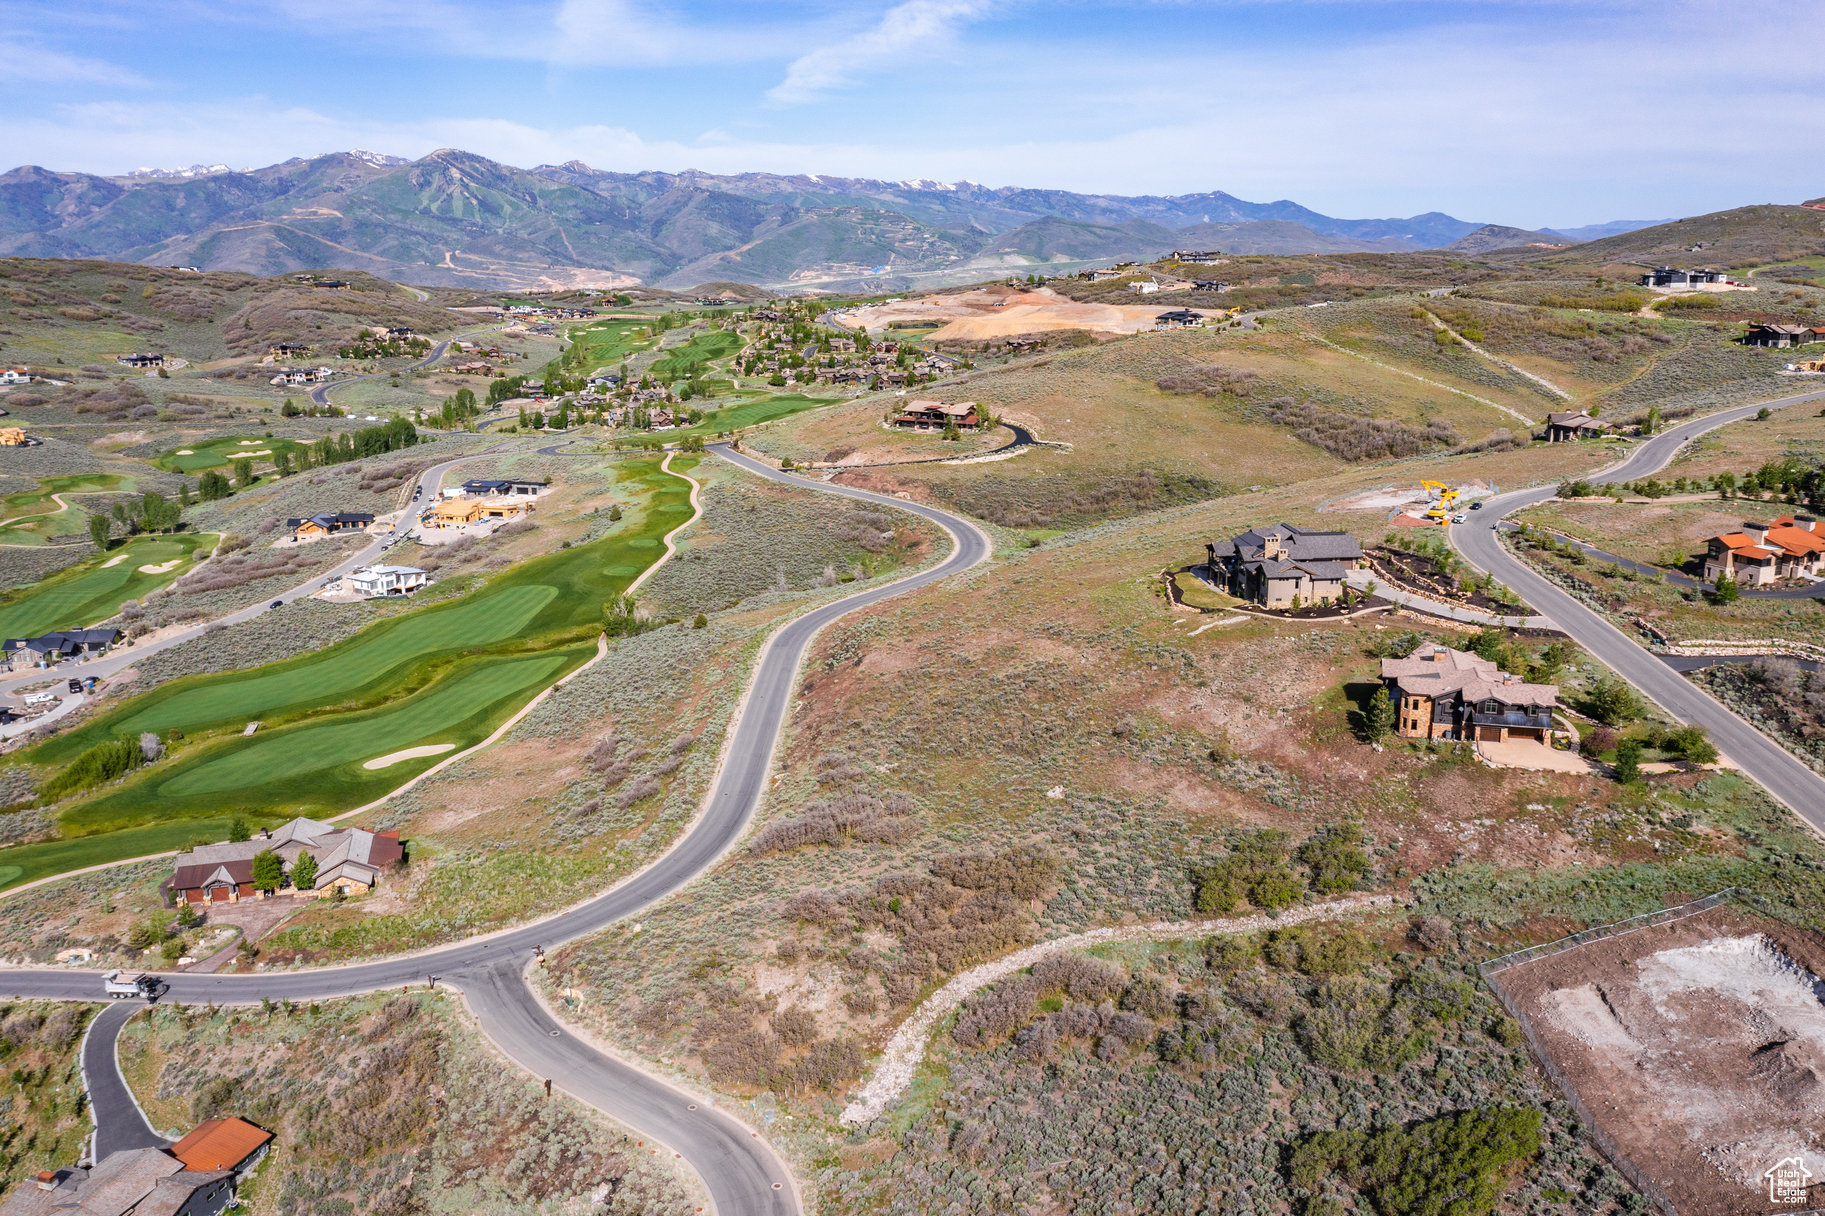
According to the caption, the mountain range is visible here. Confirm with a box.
[0,149,1663,291]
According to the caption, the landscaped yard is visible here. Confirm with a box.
[1172,569,1240,610]
[0,454,697,889]
[0,532,211,639]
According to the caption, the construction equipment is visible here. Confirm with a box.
[1420,481,1459,523]
[103,970,163,1000]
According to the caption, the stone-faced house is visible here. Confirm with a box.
[168,818,403,904]
[1380,643,1559,745]
[1206,524,1364,608]
[1543,411,1612,442]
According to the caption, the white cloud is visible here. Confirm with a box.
[0,40,146,86]
[768,0,995,104]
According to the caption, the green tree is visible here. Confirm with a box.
[233,458,255,488]
[1711,573,1740,604]
[290,850,318,892]
[250,849,284,893]
[1363,686,1395,743]
[179,482,194,507]
[603,594,652,638]
[1613,737,1643,783]
[274,450,294,477]
[280,398,301,417]
[228,816,251,843]
[198,470,232,501]
[89,513,111,550]
[1663,724,1718,764]
[1585,678,1644,726]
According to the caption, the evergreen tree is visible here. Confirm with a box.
[89,513,111,550]
[1363,686,1395,743]
[1612,737,1643,784]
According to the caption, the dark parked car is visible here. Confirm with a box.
[270,600,284,609]
[67,679,83,694]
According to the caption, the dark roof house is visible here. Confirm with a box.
[3,628,120,660]
[1206,524,1363,609]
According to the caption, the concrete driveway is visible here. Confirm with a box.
[1476,738,1591,773]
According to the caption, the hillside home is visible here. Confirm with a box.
[1380,643,1559,745]
[310,279,349,290]
[1703,515,1825,585]
[346,564,429,597]
[1191,281,1232,292]
[429,498,483,527]
[288,512,374,539]
[0,368,30,384]
[1128,281,1160,294]
[269,367,331,386]
[1741,323,1822,348]
[0,1119,271,1216]
[0,427,29,446]
[461,478,546,498]
[1171,250,1225,264]
[1637,267,1728,288]
[268,342,311,357]
[169,818,404,904]
[2,628,120,665]
[116,353,165,368]
[891,400,980,430]
[1543,411,1612,442]
[1206,524,1364,608]
[1154,309,1203,330]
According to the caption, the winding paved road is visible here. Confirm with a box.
[1452,387,1825,824]
[1,443,993,1214]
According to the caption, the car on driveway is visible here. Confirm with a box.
[270,600,284,609]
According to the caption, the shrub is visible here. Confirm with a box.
[1583,678,1644,726]
[1613,737,1643,783]
[1299,823,1370,894]
[1194,829,1297,912]
[1289,1108,1543,1216]
[40,738,142,802]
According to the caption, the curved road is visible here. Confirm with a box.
[0,443,993,1215]
[1453,386,1825,824]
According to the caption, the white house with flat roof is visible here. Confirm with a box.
[346,565,429,597]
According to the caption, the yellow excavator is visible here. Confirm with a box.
[1421,480,1459,523]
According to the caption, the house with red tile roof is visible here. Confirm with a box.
[1703,515,1825,585]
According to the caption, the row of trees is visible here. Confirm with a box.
[89,491,183,548]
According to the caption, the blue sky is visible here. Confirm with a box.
[1,1,1817,227]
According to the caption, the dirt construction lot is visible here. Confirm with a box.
[838,284,1213,341]
[1498,907,1825,1215]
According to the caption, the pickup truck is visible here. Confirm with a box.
[102,970,163,1001]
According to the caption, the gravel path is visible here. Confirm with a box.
[839,892,1400,1125]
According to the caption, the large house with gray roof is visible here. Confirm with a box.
[168,818,402,905]
[1380,643,1559,745]
[1206,524,1364,608]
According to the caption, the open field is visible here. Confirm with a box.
[0,532,211,639]
[0,1001,92,1186]
[0,455,695,888]
[1499,906,1825,1216]
[1668,403,1825,481]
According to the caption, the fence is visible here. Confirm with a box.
[1478,889,1741,1216]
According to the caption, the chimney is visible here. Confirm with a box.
[36,1172,57,1191]
[261,827,271,839]
[1795,514,1818,532]
[1742,520,1770,539]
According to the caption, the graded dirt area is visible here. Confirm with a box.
[839,284,1208,341]
[1497,907,1825,1215]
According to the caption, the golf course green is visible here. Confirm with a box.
[0,473,124,542]
[0,534,211,641]
[0,454,699,890]
[153,436,309,474]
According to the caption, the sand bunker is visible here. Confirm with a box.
[137,560,182,574]
[174,449,194,456]
[237,439,260,445]
[363,743,457,770]
[839,285,1208,341]
[100,554,128,568]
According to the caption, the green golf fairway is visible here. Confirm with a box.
[651,329,741,379]
[159,652,570,799]
[677,392,837,439]
[60,582,558,748]
[568,319,658,372]
[154,436,310,474]
[4,455,698,887]
[0,534,209,640]
[0,474,124,541]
